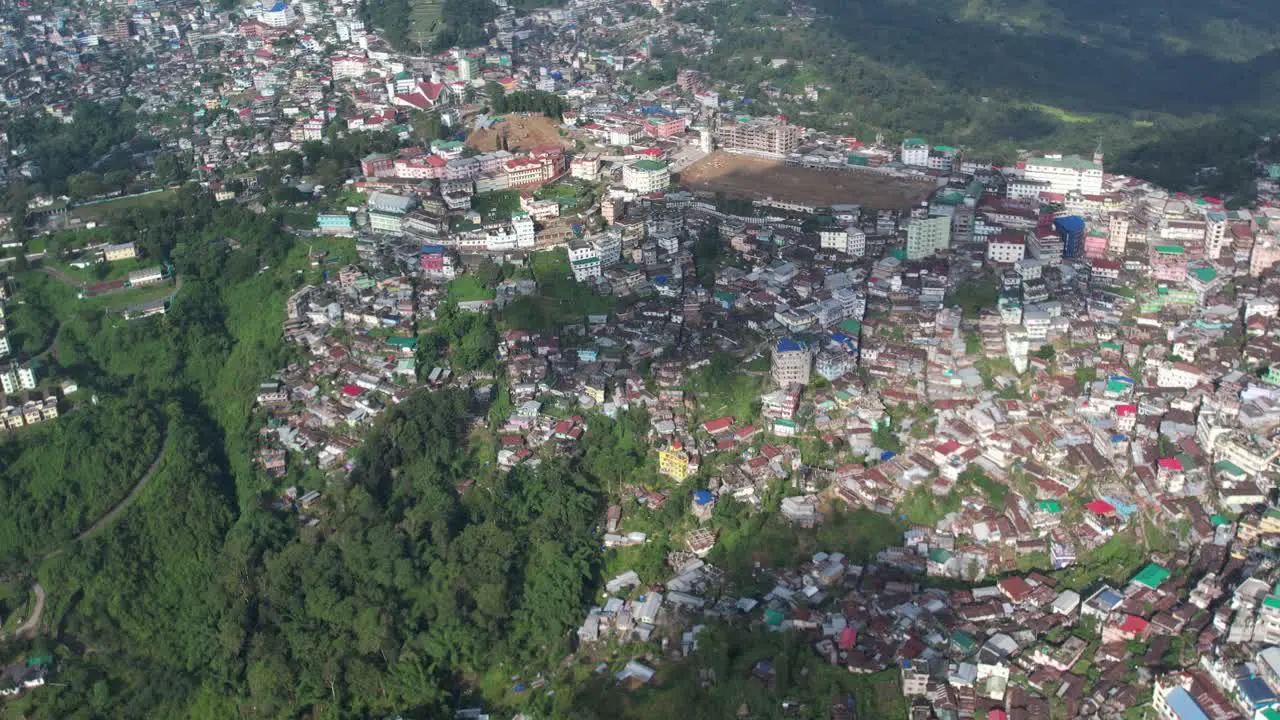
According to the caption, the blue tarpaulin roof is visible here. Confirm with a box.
[693,490,714,506]
[776,338,802,353]
[1165,687,1210,720]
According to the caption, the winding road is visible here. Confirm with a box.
[71,435,168,544]
[10,584,45,640]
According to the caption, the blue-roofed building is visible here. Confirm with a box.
[691,490,716,521]
[261,1,296,27]
[1082,585,1123,620]
[1237,676,1278,710]
[1055,215,1086,259]
[317,214,353,234]
[1156,686,1210,720]
[771,337,812,387]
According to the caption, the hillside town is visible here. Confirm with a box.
[8,0,1280,718]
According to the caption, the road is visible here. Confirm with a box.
[7,583,45,640]
[73,434,169,544]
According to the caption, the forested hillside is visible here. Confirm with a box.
[667,0,1280,200]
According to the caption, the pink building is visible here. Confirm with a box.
[1251,237,1280,277]
[1150,245,1187,283]
[644,116,687,138]
[1083,230,1109,259]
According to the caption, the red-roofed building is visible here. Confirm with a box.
[702,416,735,435]
[341,384,363,397]
[1086,499,1116,515]
[998,576,1034,604]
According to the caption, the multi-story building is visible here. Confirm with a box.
[260,1,297,27]
[622,159,670,194]
[592,230,623,268]
[0,362,35,395]
[714,115,803,157]
[819,227,866,257]
[568,240,601,282]
[1151,244,1188,283]
[644,116,687,138]
[571,153,601,182]
[1204,211,1229,260]
[906,216,951,260]
[1029,231,1063,265]
[1054,215,1086,259]
[771,337,812,387]
[900,138,929,167]
[1023,153,1103,195]
[1108,213,1131,254]
[659,441,692,480]
[987,232,1027,264]
[1251,235,1280,277]
[1007,177,1052,201]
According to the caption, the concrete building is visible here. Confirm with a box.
[1023,154,1103,195]
[1108,213,1131,254]
[622,159,670,194]
[771,337,812,387]
[103,242,137,262]
[906,216,951,260]
[987,232,1027,264]
[568,240,601,282]
[900,138,929,167]
[714,115,803,157]
[820,227,866,257]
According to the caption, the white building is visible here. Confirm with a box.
[622,159,670,194]
[571,154,601,182]
[1007,177,1052,201]
[987,233,1027,264]
[512,213,535,248]
[1108,213,1131,254]
[1023,154,1103,196]
[568,241,601,282]
[593,230,622,268]
[820,227,866,257]
[260,1,297,28]
[900,139,929,167]
[1156,362,1208,389]
[906,215,951,260]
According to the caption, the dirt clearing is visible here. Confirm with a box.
[466,113,569,153]
[680,151,935,210]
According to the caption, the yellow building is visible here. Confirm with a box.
[659,442,691,481]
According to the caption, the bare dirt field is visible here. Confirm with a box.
[680,151,935,210]
[466,113,569,153]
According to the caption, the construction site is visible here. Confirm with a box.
[681,151,936,210]
[466,113,570,153]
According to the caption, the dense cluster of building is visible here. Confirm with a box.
[14,0,1280,715]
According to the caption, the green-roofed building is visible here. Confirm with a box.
[386,336,417,351]
[838,319,862,335]
[928,548,953,564]
[1190,266,1218,283]
[1133,563,1171,589]
[764,608,785,626]
[1106,379,1132,395]
[1037,500,1062,513]
[951,631,978,655]
[1153,245,1185,255]
[1215,460,1246,479]
[1210,514,1230,526]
